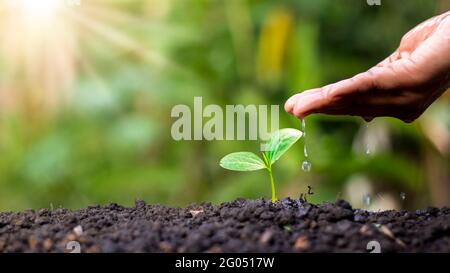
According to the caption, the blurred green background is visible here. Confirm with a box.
[0,0,449,211]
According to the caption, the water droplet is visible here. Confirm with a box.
[301,119,308,157]
[301,118,306,135]
[400,192,406,201]
[364,123,371,155]
[363,194,371,207]
[301,160,311,172]
[300,119,311,172]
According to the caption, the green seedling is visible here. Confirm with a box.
[219,128,303,202]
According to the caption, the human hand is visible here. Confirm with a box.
[285,11,450,122]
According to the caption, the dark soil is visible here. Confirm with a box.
[0,198,449,253]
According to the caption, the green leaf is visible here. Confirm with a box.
[265,128,303,165]
[220,152,267,171]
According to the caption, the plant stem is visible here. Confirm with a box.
[267,167,277,203]
[262,152,277,203]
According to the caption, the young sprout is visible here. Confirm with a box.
[219,128,303,202]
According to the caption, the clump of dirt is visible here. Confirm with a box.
[0,198,449,253]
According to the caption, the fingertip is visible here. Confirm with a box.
[285,89,324,119]
[284,100,293,113]
[284,94,299,113]
[292,103,306,119]
[285,94,308,119]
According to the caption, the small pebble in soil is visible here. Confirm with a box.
[189,209,204,217]
[73,225,83,236]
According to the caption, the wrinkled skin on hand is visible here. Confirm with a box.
[285,11,450,122]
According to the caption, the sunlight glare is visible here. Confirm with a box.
[16,0,61,20]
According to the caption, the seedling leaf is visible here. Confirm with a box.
[265,128,303,165]
[220,152,266,171]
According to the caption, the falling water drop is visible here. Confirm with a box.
[302,160,311,172]
[304,143,309,158]
[400,192,406,201]
[302,119,308,157]
[363,193,371,207]
[364,123,371,155]
[301,118,311,172]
